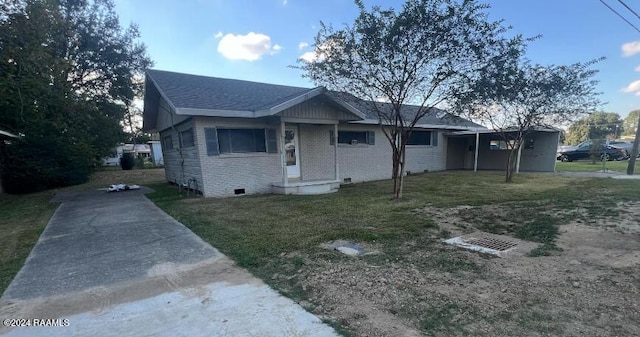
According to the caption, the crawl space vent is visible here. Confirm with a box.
[234,188,246,195]
[343,178,352,183]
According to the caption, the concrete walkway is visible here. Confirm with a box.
[0,189,338,337]
[557,170,640,180]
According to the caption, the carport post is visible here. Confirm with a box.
[473,132,479,172]
[333,123,339,180]
[553,131,561,172]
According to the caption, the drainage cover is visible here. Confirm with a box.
[464,237,516,251]
[444,235,518,257]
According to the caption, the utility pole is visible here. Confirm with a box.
[627,113,640,175]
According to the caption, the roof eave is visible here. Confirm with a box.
[143,70,181,133]
[349,119,486,130]
[175,108,255,118]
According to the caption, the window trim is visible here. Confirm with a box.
[335,130,375,145]
[180,128,195,148]
[213,128,277,155]
[406,130,433,146]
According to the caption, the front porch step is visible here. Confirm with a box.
[271,180,340,195]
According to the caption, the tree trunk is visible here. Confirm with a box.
[627,114,640,175]
[505,147,517,182]
[397,144,407,200]
[392,147,400,198]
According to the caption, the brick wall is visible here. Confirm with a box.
[160,120,204,192]
[298,124,336,181]
[195,117,283,197]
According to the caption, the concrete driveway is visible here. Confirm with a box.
[0,188,338,337]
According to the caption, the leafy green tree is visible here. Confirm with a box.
[565,112,623,145]
[296,0,522,200]
[0,0,152,193]
[622,110,639,137]
[454,59,602,182]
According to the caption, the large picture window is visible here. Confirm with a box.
[337,131,375,145]
[406,131,432,145]
[218,129,266,153]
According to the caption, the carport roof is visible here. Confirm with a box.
[446,127,560,136]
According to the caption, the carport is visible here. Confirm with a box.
[445,128,561,172]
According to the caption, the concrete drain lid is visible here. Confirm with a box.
[444,235,517,257]
[465,237,516,251]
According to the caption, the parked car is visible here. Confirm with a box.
[556,140,627,162]
[608,140,638,157]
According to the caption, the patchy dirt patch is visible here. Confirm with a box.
[286,204,640,337]
[599,201,640,233]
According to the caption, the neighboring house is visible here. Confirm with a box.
[142,69,560,197]
[102,144,153,166]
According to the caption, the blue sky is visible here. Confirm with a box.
[114,0,640,118]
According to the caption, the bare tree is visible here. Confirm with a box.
[296,0,522,199]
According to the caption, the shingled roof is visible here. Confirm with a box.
[327,91,485,129]
[147,69,316,112]
[144,69,484,131]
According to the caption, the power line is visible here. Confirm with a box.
[617,0,640,21]
[599,0,640,33]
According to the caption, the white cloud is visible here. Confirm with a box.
[217,32,280,61]
[298,40,343,63]
[214,31,223,39]
[622,41,640,57]
[300,51,317,63]
[298,42,309,50]
[622,80,640,96]
[635,65,640,72]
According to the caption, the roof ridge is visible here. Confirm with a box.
[146,69,314,91]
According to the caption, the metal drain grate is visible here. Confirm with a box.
[465,237,516,251]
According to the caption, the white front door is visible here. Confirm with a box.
[285,127,300,179]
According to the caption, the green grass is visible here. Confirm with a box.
[148,171,640,269]
[556,160,640,172]
[0,192,58,293]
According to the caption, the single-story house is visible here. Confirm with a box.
[102,143,153,166]
[142,70,560,197]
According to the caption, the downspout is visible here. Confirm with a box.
[166,106,185,188]
[334,123,339,181]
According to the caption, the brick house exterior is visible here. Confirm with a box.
[143,70,560,197]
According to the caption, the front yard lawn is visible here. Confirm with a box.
[147,172,640,337]
[556,159,640,172]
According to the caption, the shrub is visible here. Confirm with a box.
[120,152,135,170]
[0,136,91,194]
